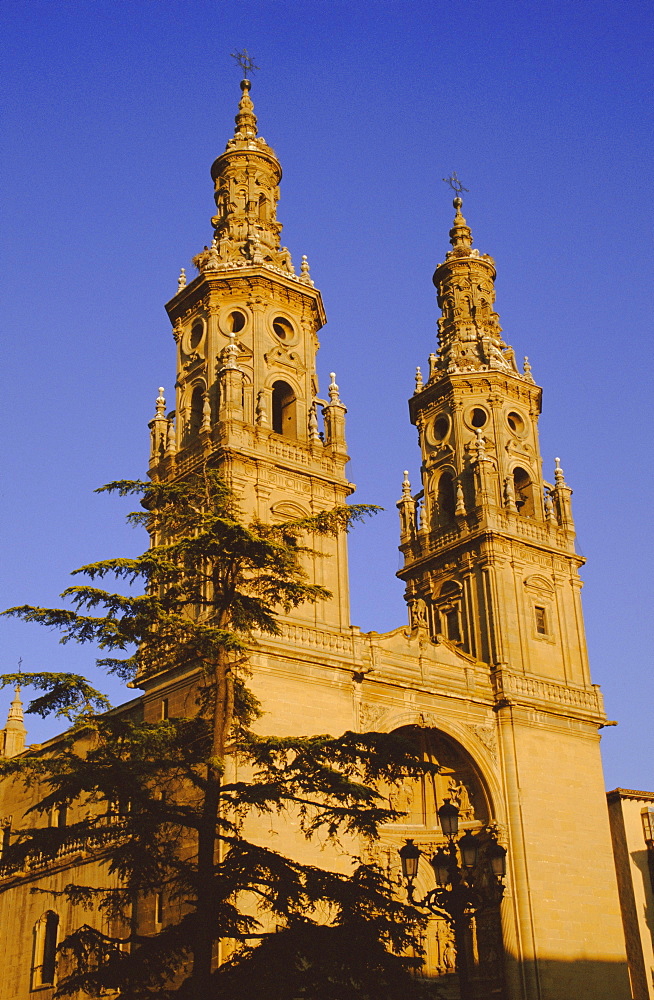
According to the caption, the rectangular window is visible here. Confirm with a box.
[155,892,164,926]
[535,606,547,635]
[161,698,169,721]
[445,609,461,644]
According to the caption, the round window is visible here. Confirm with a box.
[507,411,525,434]
[272,316,294,341]
[470,407,487,428]
[229,310,246,334]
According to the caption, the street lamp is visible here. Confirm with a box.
[398,800,507,1000]
[487,838,508,879]
[438,799,459,837]
[398,838,420,881]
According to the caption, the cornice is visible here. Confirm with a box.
[607,787,654,802]
[165,267,326,328]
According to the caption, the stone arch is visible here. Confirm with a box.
[361,710,502,823]
[380,724,492,831]
[370,720,505,993]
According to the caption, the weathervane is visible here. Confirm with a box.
[443,172,469,199]
[231,49,259,79]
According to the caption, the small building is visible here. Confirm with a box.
[608,788,654,1000]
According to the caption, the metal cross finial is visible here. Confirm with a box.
[17,657,22,674]
[231,49,259,79]
[443,172,469,198]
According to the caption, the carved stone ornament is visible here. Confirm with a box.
[468,723,498,765]
[409,597,429,631]
[359,702,389,731]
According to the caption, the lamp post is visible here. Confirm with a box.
[398,800,507,1000]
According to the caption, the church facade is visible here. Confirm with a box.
[0,78,631,1000]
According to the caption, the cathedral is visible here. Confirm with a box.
[0,76,632,999]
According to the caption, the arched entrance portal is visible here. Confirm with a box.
[378,726,506,999]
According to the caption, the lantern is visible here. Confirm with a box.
[458,830,479,870]
[399,839,421,880]
[487,839,507,877]
[430,846,451,887]
[437,799,459,838]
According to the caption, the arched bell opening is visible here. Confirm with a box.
[187,384,205,442]
[513,466,536,518]
[436,469,456,525]
[271,380,297,438]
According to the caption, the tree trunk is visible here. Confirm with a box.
[191,625,234,992]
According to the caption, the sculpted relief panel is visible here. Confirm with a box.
[380,726,490,830]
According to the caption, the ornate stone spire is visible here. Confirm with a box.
[448,196,474,255]
[192,78,295,276]
[2,686,26,758]
[431,197,519,378]
[233,77,258,139]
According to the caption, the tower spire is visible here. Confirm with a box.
[233,78,258,140]
[2,685,26,758]
[192,74,294,275]
[431,197,518,376]
[448,197,473,254]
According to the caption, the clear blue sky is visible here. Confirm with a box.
[1,0,652,791]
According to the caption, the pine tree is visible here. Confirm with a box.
[1,471,436,999]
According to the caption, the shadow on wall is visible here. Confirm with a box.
[208,954,632,1000]
[632,847,654,941]
[499,956,633,1000]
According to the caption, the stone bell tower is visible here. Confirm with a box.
[396,197,630,999]
[147,77,352,631]
[398,195,584,685]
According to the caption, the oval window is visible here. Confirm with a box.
[190,322,204,350]
[433,415,450,441]
[471,408,487,428]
